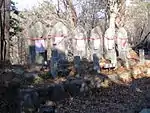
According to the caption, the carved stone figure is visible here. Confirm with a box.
[73,26,87,58]
[50,22,69,78]
[73,26,87,76]
[104,27,117,66]
[116,27,128,59]
[90,26,103,73]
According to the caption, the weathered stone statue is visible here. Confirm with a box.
[73,26,87,58]
[90,26,103,73]
[104,2,118,67]
[28,21,46,65]
[104,22,117,66]
[50,22,69,78]
[51,22,68,55]
[73,26,87,76]
[116,26,128,59]
[116,26,129,68]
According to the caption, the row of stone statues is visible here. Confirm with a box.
[27,22,129,78]
[49,23,129,78]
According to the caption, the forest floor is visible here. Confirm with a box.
[0,58,150,113]
[56,77,150,113]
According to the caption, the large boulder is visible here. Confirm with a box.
[48,84,69,101]
[19,88,40,112]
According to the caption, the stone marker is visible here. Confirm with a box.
[139,49,145,64]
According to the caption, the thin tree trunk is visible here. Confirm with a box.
[0,0,10,63]
[0,0,5,61]
[4,0,10,61]
[148,4,150,32]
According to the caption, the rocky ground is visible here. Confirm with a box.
[57,78,150,113]
[0,59,150,113]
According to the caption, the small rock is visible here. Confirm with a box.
[64,79,84,97]
[24,72,38,79]
[19,88,39,112]
[80,82,88,92]
[12,67,25,75]
[45,101,55,106]
[10,77,21,86]
[132,66,142,79]
[39,105,56,113]
[101,79,109,88]
[107,74,120,83]
[119,72,132,83]
[33,76,44,84]
[49,84,69,101]
[140,108,150,113]
[12,77,21,83]
[147,68,150,76]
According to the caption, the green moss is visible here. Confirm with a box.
[39,72,52,79]
[33,76,44,84]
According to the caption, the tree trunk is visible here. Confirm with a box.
[0,0,5,61]
[4,0,10,61]
[0,0,10,63]
[148,4,150,33]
